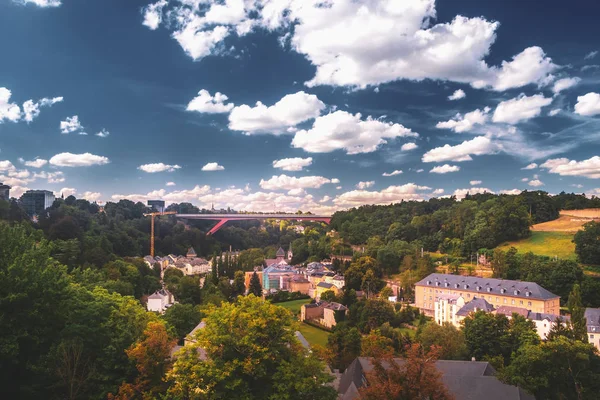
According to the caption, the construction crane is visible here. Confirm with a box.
[144,211,176,257]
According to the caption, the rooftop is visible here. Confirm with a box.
[276,247,286,257]
[339,357,534,400]
[317,282,335,289]
[417,273,559,301]
[456,298,495,317]
[585,308,600,333]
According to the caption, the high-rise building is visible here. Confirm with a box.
[20,190,56,217]
[148,200,165,213]
[0,182,10,201]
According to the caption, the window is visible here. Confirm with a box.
[429,296,432,300]
[496,297,499,302]
[503,298,507,304]
[591,335,595,339]
[467,294,471,298]
[520,300,523,305]
[528,301,532,307]
[511,299,515,305]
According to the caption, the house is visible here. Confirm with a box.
[496,306,569,339]
[147,288,174,313]
[415,273,560,317]
[585,308,600,351]
[285,274,311,295]
[434,294,466,326]
[182,321,208,360]
[325,274,345,289]
[263,264,295,291]
[316,281,339,299]
[338,357,535,400]
[301,301,348,329]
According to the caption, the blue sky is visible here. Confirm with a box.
[1,0,600,213]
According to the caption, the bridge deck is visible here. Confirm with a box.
[175,214,331,235]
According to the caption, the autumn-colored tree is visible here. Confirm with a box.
[109,320,176,400]
[359,344,454,400]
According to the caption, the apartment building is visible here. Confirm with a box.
[415,273,560,317]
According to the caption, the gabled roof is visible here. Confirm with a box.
[456,298,494,317]
[416,273,559,300]
[276,247,286,257]
[495,306,530,318]
[585,308,600,333]
[339,357,534,400]
[186,247,197,256]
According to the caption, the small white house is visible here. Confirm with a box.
[147,289,174,313]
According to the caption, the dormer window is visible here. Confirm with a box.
[454,283,459,288]
[501,288,506,294]
[464,284,469,289]
[427,281,431,285]
[525,291,531,297]
[445,282,449,287]
[436,282,440,286]
[487,287,492,292]
[514,290,520,295]
[476,286,481,291]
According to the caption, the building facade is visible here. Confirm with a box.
[147,199,165,212]
[147,289,174,313]
[415,273,560,317]
[20,190,55,217]
[0,182,10,201]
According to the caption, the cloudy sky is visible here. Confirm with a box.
[1,0,600,213]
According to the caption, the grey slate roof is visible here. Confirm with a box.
[339,357,534,400]
[317,282,335,289]
[585,308,600,333]
[276,247,286,257]
[456,298,495,317]
[416,273,559,301]
[295,331,310,349]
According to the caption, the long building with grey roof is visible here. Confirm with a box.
[415,273,560,316]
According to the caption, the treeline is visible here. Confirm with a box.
[331,190,600,252]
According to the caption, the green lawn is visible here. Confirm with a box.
[498,231,576,261]
[298,322,330,348]
[276,298,313,316]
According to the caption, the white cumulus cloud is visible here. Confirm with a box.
[138,163,181,173]
[522,163,538,170]
[430,164,460,174]
[401,142,418,151]
[166,182,176,186]
[96,129,110,138]
[50,153,110,167]
[356,181,375,189]
[187,89,234,113]
[448,89,466,100]
[259,174,332,190]
[541,156,600,179]
[22,96,63,123]
[492,93,553,124]
[574,92,600,116]
[16,0,61,7]
[142,0,168,30]
[272,157,313,171]
[422,136,497,163]
[500,189,522,195]
[60,115,84,134]
[470,180,482,185]
[333,183,431,208]
[0,88,22,123]
[552,77,580,94]
[528,179,544,187]
[201,162,225,171]
[228,91,324,134]
[23,158,48,168]
[436,107,490,133]
[292,110,418,154]
[382,170,403,177]
[548,109,561,116]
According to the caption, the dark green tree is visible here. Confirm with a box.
[567,283,588,342]
[574,221,600,265]
[232,270,246,297]
[249,271,262,297]
[162,303,202,341]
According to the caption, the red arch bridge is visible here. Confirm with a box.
[176,214,332,235]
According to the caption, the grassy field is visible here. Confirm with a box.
[498,231,576,260]
[298,322,330,348]
[276,298,312,316]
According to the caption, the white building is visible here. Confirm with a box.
[147,289,174,313]
[585,308,600,351]
[434,294,465,326]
